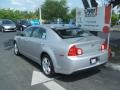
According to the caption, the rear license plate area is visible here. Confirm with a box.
[90,57,98,64]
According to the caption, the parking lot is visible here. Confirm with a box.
[0,31,120,90]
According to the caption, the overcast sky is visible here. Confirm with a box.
[0,0,104,11]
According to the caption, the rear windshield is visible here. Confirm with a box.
[54,28,92,39]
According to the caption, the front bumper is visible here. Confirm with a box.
[55,51,108,74]
[4,28,16,31]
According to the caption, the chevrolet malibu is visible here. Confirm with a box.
[14,25,108,77]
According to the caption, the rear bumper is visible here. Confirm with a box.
[54,51,108,74]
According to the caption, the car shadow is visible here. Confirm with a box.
[18,54,42,71]
[18,54,101,82]
[3,39,14,50]
[55,68,100,82]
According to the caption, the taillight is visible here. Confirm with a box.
[101,42,107,51]
[68,45,83,56]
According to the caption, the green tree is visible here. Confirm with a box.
[70,8,76,19]
[111,10,118,26]
[0,9,38,20]
[41,0,68,21]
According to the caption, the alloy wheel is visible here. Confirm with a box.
[42,57,51,75]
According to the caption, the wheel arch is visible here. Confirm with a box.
[40,52,49,60]
[40,49,58,73]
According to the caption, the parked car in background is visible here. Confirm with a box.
[30,19,40,26]
[16,20,31,31]
[0,19,16,32]
[14,25,108,77]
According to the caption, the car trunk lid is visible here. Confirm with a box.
[64,36,104,55]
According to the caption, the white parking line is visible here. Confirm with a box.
[44,81,66,90]
[31,71,53,86]
[31,70,66,90]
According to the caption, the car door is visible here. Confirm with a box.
[27,27,46,63]
[17,27,34,57]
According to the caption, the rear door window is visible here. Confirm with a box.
[31,27,46,39]
[23,27,33,37]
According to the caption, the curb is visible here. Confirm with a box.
[105,63,120,71]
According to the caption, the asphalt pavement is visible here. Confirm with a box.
[98,31,120,47]
[0,31,120,90]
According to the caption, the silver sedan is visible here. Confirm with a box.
[0,19,16,32]
[14,25,108,77]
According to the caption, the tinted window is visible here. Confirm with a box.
[23,27,33,37]
[54,28,92,39]
[21,20,31,25]
[32,27,46,39]
[2,20,14,24]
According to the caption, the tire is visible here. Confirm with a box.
[14,43,20,55]
[41,54,55,77]
[1,28,4,32]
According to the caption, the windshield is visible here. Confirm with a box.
[54,28,92,39]
[3,20,14,24]
[21,20,31,25]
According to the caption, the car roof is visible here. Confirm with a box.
[43,24,80,30]
[28,24,80,30]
